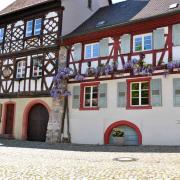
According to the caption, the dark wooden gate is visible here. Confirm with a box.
[4,104,15,135]
[27,103,49,142]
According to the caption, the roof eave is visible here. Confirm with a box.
[63,10,180,41]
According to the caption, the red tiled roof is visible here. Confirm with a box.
[0,0,54,15]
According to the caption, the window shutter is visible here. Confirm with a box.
[121,34,131,54]
[151,79,162,106]
[100,38,109,57]
[117,82,127,107]
[72,86,80,109]
[173,24,180,46]
[74,43,82,61]
[98,83,107,108]
[173,78,180,107]
[153,28,165,50]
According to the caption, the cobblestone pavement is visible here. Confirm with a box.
[0,140,180,179]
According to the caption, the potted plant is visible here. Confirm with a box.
[112,128,124,145]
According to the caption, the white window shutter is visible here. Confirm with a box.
[151,79,162,106]
[117,82,127,107]
[121,34,131,54]
[74,43,82,61]
[100,38,109,57]
[72,86,80,109]
[98,83,107,108]
[173,24,180,46]
[173,78,180,107]
[153,28,165,50]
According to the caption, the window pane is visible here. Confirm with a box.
[92,99,98,107]
[93,86,98,93]
[132,83,139,90]
[85,87,91,93]
[26,20,33,37]
[141,98,149,105]
[0,28,4,43]
[85,99,90,107]
[132,98,139,106]
[141,82,149,90]
[144,35,152,50]
[85,94,91,99]
[141,90,149,97]
[85,45,91,59]
[92,93,98,99]
[135,37,142,51]
[93,43,100,57]
[131,91,139,98]
[34,19,42,35]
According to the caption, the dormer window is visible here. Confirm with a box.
[0,28,4,43]
[26,18,42,37]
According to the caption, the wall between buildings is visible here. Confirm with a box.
[0,97,52,139]
[61,0,108,36]
[68,74,180,145]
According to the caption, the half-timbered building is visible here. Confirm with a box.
[0,0,112,142]
[63,0,180,145]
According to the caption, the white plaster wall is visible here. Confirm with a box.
[61,0,109,36]
[68,74,180,145]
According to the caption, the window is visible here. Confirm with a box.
[16,60,26,78]
[32,56,43,77]
[0,28,4,43]
[26,18,42,37]
[84,86,98,108]
[134,33,152,52]
[88,0,92,9]
[127,78,152,109]
[80,82,100,110]
[85,43,100,59]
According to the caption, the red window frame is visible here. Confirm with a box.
[127,77,152,110]
[80,82,100,111]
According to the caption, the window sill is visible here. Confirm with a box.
[79,107,99,111]
[126,105,152,110]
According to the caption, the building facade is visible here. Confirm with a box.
[63,0,180,145]
[0,0,111,142]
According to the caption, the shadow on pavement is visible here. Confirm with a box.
[0,139,180,153]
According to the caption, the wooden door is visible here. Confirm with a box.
[4,104,15,135]
[27,104,49,142]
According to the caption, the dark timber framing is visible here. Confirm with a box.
[0,0,63,98]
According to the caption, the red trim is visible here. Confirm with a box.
[104,120,142,145]
[1,101,16,138]
[126,77,152,110]
[22,99,51,140]
[79,82,100,111]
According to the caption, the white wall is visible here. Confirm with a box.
[61,0,109,36]
[68,74,180,145]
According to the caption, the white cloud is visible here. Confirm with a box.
[0,0,15,11]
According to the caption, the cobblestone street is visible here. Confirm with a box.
[0,140,180,179]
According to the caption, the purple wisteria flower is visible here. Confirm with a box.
[75,74,85,81]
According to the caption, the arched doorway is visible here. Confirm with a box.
[27,103,49,142]
[104,121,142,145]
